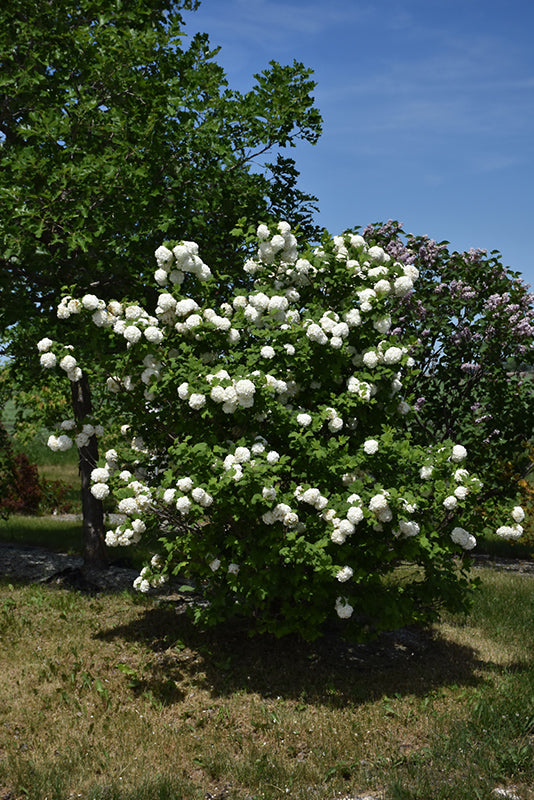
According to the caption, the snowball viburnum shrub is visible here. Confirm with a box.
[38,222,527,640]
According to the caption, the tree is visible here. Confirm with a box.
[360,221,534,522]
[0,0,322,565]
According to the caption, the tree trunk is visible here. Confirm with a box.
[70,372,107,569]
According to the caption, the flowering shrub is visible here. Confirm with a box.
[360,220,534,521]
[38,224,527,639]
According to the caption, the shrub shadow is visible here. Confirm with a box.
[94,599,524,707]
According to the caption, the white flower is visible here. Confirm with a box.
[40,352,57,368]
[347,377,372,401]
[37,337,54,352]
[257,223,270,240]
[363,439,379,455]
[177,477,194,492]
[123,325,142,344]
[155,245,174,268]
[363,351,379,369]
[260,345,275,359]
[184,313,202,330]
[328,417,343,432]
[369,494,389,513]
[144,326,163,344]
[331,529,346,545]
[306,324,328,345]
[105,530,119,547]
[163,488,176,504]
[337,519,355,537]
[454,468,470,482]
[262,486,277,501]
[176,496,192,514]
[374,279,392,295]
[133,577,151,593]
[346,506,364,525]
[155,268,168,286]
[512,506,525,523]
[228,563,240,575]
[373,316,391,334]
[420,465,433,479]
[399,520,420,537]
[450,526,476,550]
[496,524,523,540]
[132,518,146,534]
[383,346,403,365]
[55,434,73,451]
[192,487,213,507]
[234,446,251,463]
[335,598,354,619]
[454,485,468,500]
[91,482,110,500]
[91,467,110,483]
[344,309,361,327]
[189,393,206,410]
[393,276,413,296]
[118,497,138,515]
[209,558,221,572]
[336,566,353,583]
[266,451,280,464]
[443,495,458,510]
[175,298,199,317]
[296,413,312,427]
[81,294,101,311]
[75,432,90,448]
[451,445,467,463]
[177,382,190,400]
[59,354,77,373]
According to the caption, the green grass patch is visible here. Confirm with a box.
[0,570,533,799]
[0,514,83,554]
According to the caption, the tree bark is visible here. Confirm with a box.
[70,372,107,569]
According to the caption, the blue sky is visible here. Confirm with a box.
[183,0,534,288]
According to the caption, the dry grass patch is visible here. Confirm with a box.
[0,569,533,800]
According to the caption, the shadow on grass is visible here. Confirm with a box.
[95,602,518,708]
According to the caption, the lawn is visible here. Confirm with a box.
[0,567,533,800]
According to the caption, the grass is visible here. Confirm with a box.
[0,515,83,554]
[0,569,534,800]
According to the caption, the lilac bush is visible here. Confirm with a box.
[362,221,534,535]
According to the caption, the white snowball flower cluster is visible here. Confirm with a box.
[369,492,391,522]
[205,371,256,413]
[450,526,476,550]
[262,501,299,528]
[106,516,146,548]
[335,597,354,619]
[496,506,525,540]
[336,566,353,583]
[451,445,468,463]
[363,439,379,455]
[47,433,74,452]
[37,338,59,368]
[47,419,105,452]
[154,239,212,286]
[161,475,213,514]
[346,376,374,402]
[253,220,298,267]
[294,486,328,511]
